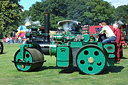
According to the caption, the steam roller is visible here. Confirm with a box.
[12,13,117,75]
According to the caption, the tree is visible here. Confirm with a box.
[0,0,22,37]
[83,0,115,25]
[114,5,128,24]
[28,0,66,29]
[20,0,115,30]
[66,0,89,25]
[28,0,89,29]
[18,10,31,25]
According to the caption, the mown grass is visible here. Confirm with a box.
[0,44,128,85]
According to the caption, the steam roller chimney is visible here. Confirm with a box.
[44,12,50,43]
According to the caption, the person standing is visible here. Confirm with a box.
[99,21,116,44]
[11,30,16,43]
[113,23,121,63]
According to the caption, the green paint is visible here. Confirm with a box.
[26,32,30,37]
[15,50,32,71]
[14,44,35,71]
[106,58,115,66]
[64,35,75,41]
[70,42,83,48]
[53,33,63,40]
[50,46,56,56]
[83,34,90,42]
[57,46,69,67]
[77,46,106,74]
[20,44,33,60]
[108,54,115,58]
[92,34,97,42]
[104,44,115,53]
[97,42,103,50]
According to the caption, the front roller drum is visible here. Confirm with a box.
[14,48,44,71]
[76,45,106,75]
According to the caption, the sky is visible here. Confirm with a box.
[104,0,128,8]
[19,0,128,10]
[19,0,41,10]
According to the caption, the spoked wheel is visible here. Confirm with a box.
[122,43,127,49]
[76,45,106,75]
[0,42,3,54]
[14,48,44,71]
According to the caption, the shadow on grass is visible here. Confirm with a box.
[33,66,62,72]
[33,66,124,75]
[41,66,61,70]
[101,66,124,74]
[34,66,79,74]
[0,52,7,54]
[59,67,79,74]
[120,56,128,59]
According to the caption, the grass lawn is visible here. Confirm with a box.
[0,44,128,85]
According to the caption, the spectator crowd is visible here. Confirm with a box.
[3,30,27,44]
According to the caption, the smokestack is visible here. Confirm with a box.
[44,12,50,42]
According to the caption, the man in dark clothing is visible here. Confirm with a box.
[99,20,103,32]
[11,30,16,43]
[98,20,106,42]
[113,23,121,63]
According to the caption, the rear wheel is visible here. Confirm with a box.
[122,43,127,49]
[14,48,44,71]
[76,45,106,75]
[0,42,3,54]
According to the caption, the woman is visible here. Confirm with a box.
[99,22,116,44]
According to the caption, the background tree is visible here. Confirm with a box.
[27,0,115,28]
[27,0,89,29]
[18,10,30,25]
[65,0,89,25]
[83,0,115,25]
[0,0,22,38]
[28,0,67,29]
[114,5,128,24]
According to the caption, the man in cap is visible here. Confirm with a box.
[113,23,121,63]
[98,20,106,42]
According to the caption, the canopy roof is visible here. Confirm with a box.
[57,20,81,26]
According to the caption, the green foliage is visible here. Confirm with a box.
[49,14,65,30]
[65,0,89,25]
[83,0,115,25]
[25,0,90,29]
[115,5,128,24]
[24,0,115,28]
[28,1,66,29]
[19,10,31,25]
[0,0,22,37]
